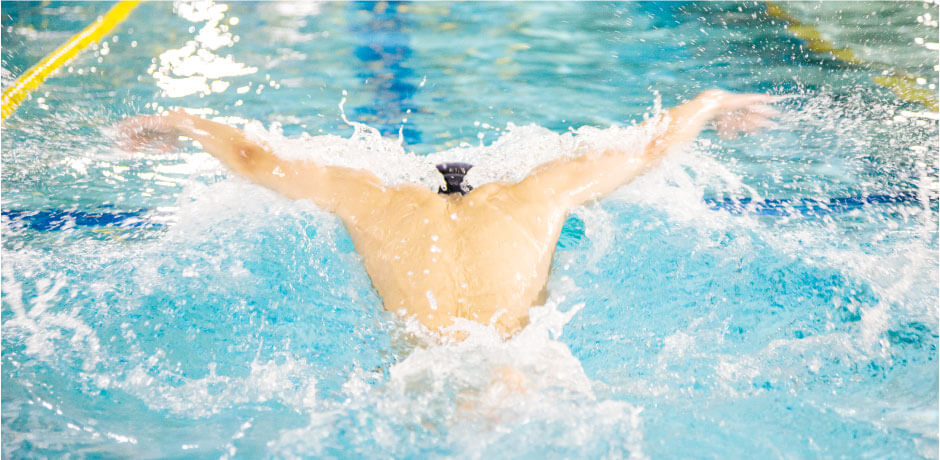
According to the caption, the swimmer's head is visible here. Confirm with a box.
[436,162,473,195]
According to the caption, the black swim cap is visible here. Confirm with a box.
[436,162,473,195]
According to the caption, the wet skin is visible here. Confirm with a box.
[116,90,781,337]
[342,182,566,335]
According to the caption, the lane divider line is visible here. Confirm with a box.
[765,1,938,112]
[4,192,935,232]
[1,1,140,121]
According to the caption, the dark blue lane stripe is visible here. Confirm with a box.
[3,192,935,232]
[349,1,421,146]
[704,192,937,216]
[2,209,154,231]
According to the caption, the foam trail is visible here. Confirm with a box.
[270,295,647,459]
[3,85,936,458]
[239,105,664,195]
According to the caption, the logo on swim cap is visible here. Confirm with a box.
[436,162,473,195]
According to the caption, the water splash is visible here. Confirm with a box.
[149,1,257,99]
[2,80,937,458]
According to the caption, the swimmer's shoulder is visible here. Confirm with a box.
[465,181,550,208]
[386,183,442,206]
[463,182,508,201]
[381,181,533,210]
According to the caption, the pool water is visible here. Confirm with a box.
[2,1,938,458]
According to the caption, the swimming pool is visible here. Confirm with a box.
[2,1,938,458]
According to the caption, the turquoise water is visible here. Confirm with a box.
[2,2,938,458]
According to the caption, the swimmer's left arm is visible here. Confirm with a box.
[507,90,781,207]
[115,110,387,217]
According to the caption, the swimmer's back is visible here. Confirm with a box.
[343,182,569,335]
[116,90,782,336]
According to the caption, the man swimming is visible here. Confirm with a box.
[117,89,780,338]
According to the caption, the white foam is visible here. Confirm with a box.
[1,271,102,371]
[270,295,647,458]
[104,355,319,418]
[3,88,935,456]
[240,108,663,195]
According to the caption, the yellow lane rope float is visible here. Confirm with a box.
[1,1,140,121]
[765,2,938,112]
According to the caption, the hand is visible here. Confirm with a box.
[114,110,186,152]
[696,90,784,139]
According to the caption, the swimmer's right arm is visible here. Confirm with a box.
[115,110,387,216]
[507,90,781,208]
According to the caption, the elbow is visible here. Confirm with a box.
[224,141,274,178]
[233,142,260,163]
[230,142,272,175]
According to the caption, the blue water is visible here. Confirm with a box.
[2,2,938,458]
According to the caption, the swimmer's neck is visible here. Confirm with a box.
[440,192,466,201]
[435,190,475,203]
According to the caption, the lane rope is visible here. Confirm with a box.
[764,2,938,112]
[4,193,935,232]
[1,1,140,121]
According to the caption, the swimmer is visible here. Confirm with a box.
[116,89,780,337]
